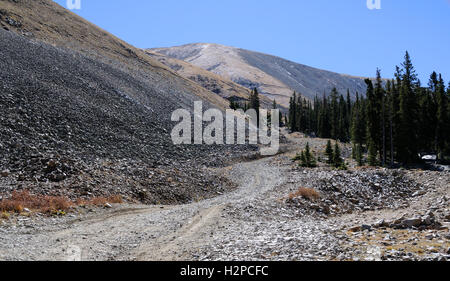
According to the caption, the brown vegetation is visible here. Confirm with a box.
[288,187,320,201]
[0,191,123,214]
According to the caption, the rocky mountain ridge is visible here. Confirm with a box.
[151,43,379,106]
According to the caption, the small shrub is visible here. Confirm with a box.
[288,187,320,201]
[295,143,317,168]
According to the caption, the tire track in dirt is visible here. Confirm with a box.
[0,156,282,261]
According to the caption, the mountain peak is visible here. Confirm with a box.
[150,44,370,106]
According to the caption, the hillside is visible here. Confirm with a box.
[151,43,373,107]
[0,0,256,204]
[145,50,277,109]
[1,1,448,263]
[0,0,230,110]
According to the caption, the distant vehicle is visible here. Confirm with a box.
[421,154,437,161]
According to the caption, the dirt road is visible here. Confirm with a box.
[0,142,448,261]
[0,156,289,261]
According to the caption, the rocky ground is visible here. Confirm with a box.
[1,0,447,262]
[194,147,449,261]
[0,135,448,261]
[0,28,257,204]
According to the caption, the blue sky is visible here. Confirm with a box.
[54,0,450,82]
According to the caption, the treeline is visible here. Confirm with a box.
[288,52,450,166]
[288,88,352,142]
[229,88,283,126]
[229,88,260,112]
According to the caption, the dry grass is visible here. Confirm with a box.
[0,190,72,214]
[288,187,320,201]
[75,195,123,206]
[0,191,123,214]
[1,211,10,220]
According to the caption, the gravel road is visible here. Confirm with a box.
[0,144,448,261]
[0,156,285,261]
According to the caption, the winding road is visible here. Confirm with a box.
[0,156,285,261]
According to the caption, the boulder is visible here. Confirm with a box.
[361,224,372,231]
[401,218,423,228]
[349,226,361,232]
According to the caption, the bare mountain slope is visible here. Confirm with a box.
[151,43,372,107]
[0,1,256,203]
[0,0,230,110]
[144,50,277,109]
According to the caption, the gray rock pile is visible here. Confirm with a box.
[0,29,256,203]
[286,168,422,215]
[349,211,445,232]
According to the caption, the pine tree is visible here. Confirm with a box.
[313,95,320,135]
[417,81,436,153]
[333,142,343,168]
[385,80,396,167]
[243,102,249,112]
[351,93,364,146]
[390,75,401,165]
[249,88,260,110]
[381,96,387,165]
[368,139,378,166]
[299,143,317,168]
[436,74,449,160]
[397,51,419,164]
[325,140,333,165]
[365,78,380,165]
[338,94,349,142]
[330,88,339,139]
[289,92,297,132]
[249,88,261,127]
[300,151,307,166]
[365,68,385,166]
[229,100,235,110]
[295,97,303,132]
[355,143,364,166]
[346,89,352,116]
[318,94,331,138]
